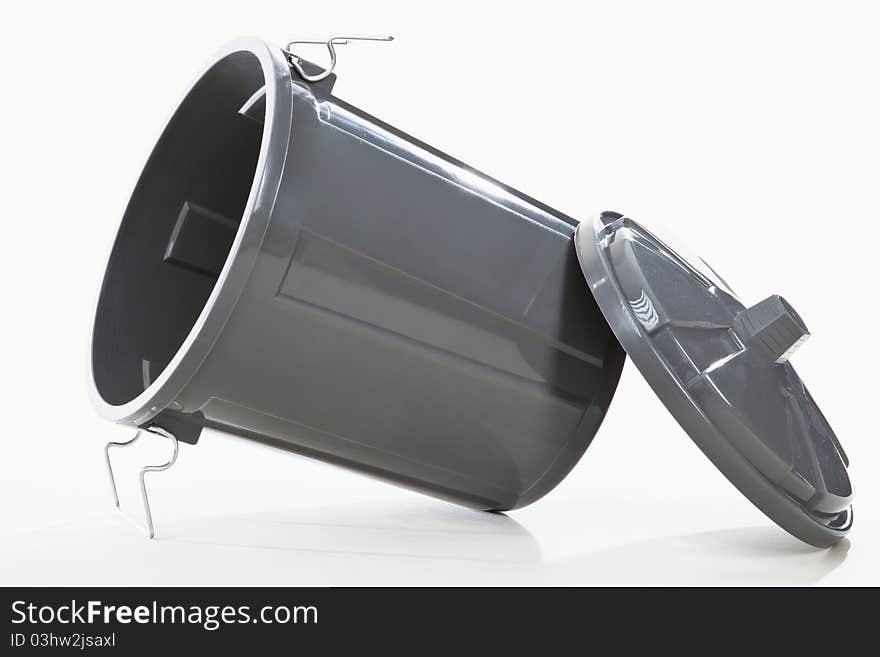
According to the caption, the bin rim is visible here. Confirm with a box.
[88,37,294,426]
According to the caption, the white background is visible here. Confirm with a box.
[1,0,877,585]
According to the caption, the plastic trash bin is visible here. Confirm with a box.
[92,38,852,548]
[89,38,625,512]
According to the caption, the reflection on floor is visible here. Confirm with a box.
[0,499,851,585]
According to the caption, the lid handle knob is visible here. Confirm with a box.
[733,295,810,364]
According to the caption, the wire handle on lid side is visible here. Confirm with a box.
[284,35,394,82]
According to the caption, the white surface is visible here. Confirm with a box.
[1,0,877,586]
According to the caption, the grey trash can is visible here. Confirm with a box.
[89,38,625,511]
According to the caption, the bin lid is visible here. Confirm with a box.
[574,211,852,547]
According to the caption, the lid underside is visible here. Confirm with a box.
[575,211,852,548]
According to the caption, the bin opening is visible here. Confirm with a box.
[92,51,267,406]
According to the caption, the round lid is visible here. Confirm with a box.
[575,211,852,547]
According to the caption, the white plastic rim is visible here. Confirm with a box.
[88,38,294,426]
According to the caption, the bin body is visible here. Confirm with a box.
[90,39,624,510]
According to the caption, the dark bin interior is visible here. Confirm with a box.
[93,52,267,406]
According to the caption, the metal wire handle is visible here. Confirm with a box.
[105,426,179,539]
[284,35,394,82]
